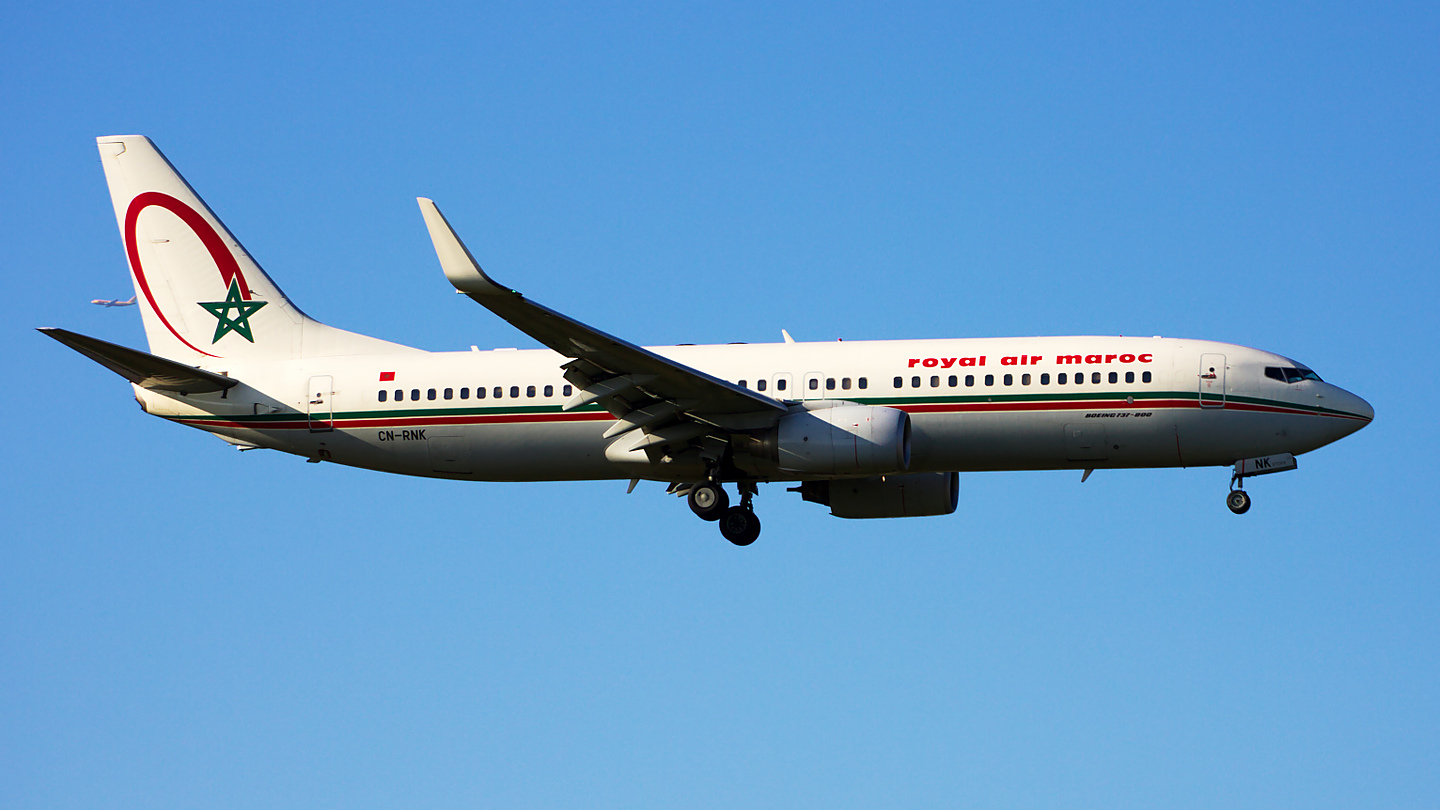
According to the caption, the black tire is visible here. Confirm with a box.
[1226,489,1252,515]
[688,483,729,522]
[719,506,761,546]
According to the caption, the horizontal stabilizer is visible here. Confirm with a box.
[38,327,239,393]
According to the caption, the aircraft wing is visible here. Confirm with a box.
[39,327,238,393]
[418,198,786,469]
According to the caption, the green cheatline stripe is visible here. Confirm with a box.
[198,387,1363,427]
[233,402,608,423]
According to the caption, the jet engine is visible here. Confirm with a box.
[769,405,911,476]
[796,472,959,519]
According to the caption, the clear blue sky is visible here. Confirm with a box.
[4,3,1437,807]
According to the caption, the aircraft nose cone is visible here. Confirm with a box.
[1353,393,1375,423]
[1330,386,1374,433]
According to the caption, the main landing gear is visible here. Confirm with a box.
[687,481,761,546]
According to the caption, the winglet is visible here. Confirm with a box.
[417,198,510,296]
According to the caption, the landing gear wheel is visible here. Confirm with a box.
[718,506,761,546]
[688,483,729,521]
[1226,489,1252,515]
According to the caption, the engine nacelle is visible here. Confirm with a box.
[797,472,959,519]
[772,405,911,476]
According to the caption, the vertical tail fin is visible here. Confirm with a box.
[97,136,415,363]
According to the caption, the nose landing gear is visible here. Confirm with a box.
[1226,452,1298,514]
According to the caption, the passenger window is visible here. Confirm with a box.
[965,375,975,387]
[378,390,387,402]
[826,378,836,390]
[563,385,573,396]
[858,378,868,389]
[510,386,520,398]
[1022,373,1031,385]
[427,389,437,400]
[894,376,903,389]
[544,384,554,397]
[1073,374,1082,385]
[1108,372,1117,384]
[1003,374,1013,386]
[809,378,819,390]
[841,378,852,390]
[493,387,502,399]
[461,387,470,400]
[1142,371,1152,383]
[738,380,747,389]
[476,387,486,399]
[1091,372,1101,384]
[911,376,921,388]
[1125,372,1134,384]
[525,385,535,397]
[985,374,995,386]
[1040,373,1050,385]
[757,379,767,392]
[412,389,421,400]
[394,389,403,401]
[777,379,787,392]
[930,376,940,387]
[444,388,454,400]
[1058,373,1067,385]
[948,375,957,387]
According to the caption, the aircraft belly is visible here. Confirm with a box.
[328,421,618,482]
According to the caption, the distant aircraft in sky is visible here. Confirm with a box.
[41,136,1374,545]
[90,296,136,307]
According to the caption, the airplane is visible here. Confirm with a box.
[41,135,1374,546]
[90,296,136,307]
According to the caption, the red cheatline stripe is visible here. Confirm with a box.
[172,397,1365,430]
[173,411,614,430]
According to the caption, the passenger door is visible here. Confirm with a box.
[307,375,334,432]
[802,372,826,401]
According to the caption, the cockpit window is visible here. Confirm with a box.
[1266,366,1323,384]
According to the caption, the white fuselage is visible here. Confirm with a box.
[133,335,1373,482]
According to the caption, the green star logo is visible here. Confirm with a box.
[198,279,267,344]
